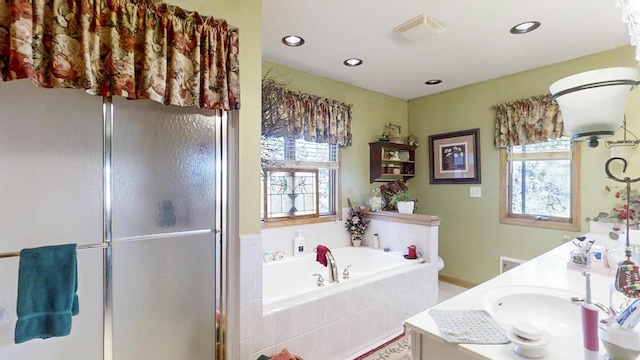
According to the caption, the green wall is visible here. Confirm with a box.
[262,61,409,208]
[171,0,640,284]
[408,46,640,284]
[171,0,263,236]
[262,47,640,284]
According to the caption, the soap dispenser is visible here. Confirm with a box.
[293,230,305,257]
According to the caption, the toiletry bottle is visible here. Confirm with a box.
[373,233,379,249]
[581,271,599,354]
[293,230,305,257]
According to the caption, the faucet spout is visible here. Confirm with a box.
[325,252,339,283]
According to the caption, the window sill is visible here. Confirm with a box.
[261,215,338,229]
[500,215,580,232]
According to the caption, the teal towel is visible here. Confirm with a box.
[15,244,79,343]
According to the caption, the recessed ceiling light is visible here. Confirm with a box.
[425,79,442,85]
[281,35,305,47]
[343,58,363,67]
[510,21,541,34]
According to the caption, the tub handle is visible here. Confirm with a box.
[342,265,352,280]
[312,273,324,287]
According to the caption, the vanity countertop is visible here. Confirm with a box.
[404,232,624,360]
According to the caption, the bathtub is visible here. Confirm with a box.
[263,246,425,314]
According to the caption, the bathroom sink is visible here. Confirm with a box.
[477,285,584,338]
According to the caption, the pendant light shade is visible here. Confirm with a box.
[550,67,639,147]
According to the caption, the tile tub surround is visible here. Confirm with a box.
[404,232,625,360]
[241,212,440,360]
[261,210,440,264]
[263,247,427,315]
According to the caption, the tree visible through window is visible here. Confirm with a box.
[500,138,580,230]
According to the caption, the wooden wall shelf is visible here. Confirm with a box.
[369,142,417,183]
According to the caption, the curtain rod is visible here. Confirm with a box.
[0,242,109,259]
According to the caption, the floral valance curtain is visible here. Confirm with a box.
[493,94,565,148]
[0,0,240,110]
[262,78,353,147]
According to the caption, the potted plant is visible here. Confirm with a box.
[345,198,370,246]
[389,188,417,214]
[380,180,418,212]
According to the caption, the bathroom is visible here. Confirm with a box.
[2,1,640,360]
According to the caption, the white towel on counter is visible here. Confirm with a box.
[429,309,510,344]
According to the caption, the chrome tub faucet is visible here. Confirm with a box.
[325,251,339,283]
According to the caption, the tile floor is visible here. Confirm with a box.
[438,281,468,303]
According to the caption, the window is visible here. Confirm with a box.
[261,136,339,225]
[500,138,580,230]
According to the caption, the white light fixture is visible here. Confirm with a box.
[281,35,305,47]
[343,58,363,67]
[549,67,640,147]
[510,21,541,34]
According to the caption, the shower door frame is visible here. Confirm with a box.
[101,97,234,360]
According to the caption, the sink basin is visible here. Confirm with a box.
[477,286,584,338]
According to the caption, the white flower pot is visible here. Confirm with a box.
[397,201,414,214]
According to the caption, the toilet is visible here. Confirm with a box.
[437,256,445,271]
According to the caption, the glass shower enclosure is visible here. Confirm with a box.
[0,80,224,359]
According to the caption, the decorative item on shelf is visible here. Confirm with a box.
[368,187,385,212]
[380,180,417,211]
[390,188,416,214]
[384,150,400,161]
[407,134,419,147]
[387,123,405,144]
[378,132,389,142]
[345,198,370,246]
[403,164,414,175]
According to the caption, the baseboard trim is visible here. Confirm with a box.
[438,274,477,289]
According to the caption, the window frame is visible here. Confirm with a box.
[499,141,581,231]
[260,139,341,228]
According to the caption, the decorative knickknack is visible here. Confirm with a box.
[387,123,405,144]
[345,198,370,247]
[368,187,385,212]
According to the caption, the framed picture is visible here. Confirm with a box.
[429,128,481,184]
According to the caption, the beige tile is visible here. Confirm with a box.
[438,281,467,303]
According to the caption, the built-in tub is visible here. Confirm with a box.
[263,246,425,314]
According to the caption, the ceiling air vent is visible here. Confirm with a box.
[395,14,445,42]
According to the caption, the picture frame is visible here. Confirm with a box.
[428,128,481,184]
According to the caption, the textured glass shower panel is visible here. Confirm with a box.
[0,80,103,253]
[0,250,103,360]
[111,97,216,238]
[112,234,215,360]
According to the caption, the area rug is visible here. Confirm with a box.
[354,332,411,360]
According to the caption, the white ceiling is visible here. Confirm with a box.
[262,0,633,100]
